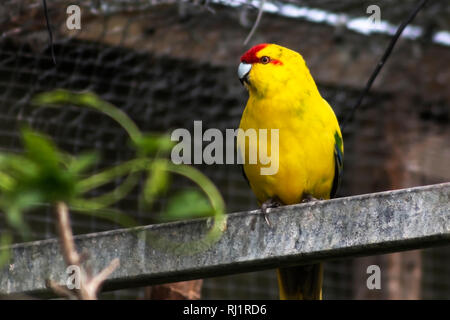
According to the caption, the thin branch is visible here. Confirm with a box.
[55,202,80,266]
[243,0,265,45]
[46,280,77,299]
[42,0,56,65]
[341,0,429,131]
[50,202,120,300]
[88,258,120,292]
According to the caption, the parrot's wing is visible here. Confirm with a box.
[330,131,344,198]
[241,164,250,187]
[237,140,250,186]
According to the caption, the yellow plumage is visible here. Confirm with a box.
[237,43,343,300]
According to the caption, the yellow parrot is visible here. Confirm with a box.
[237,43,344,300]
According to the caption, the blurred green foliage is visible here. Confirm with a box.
[164,189,215,222]
[0,128,94,239]
[0,89,226,264]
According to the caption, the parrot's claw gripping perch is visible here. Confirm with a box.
[301,193,321,203]
[260,197,283,227]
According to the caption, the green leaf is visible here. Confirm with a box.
[77,173,139,209]
[0,171,16,191]
[31,89,71,106]
[164,162,225,216]
[2,191,40,240]
[67,152,99,174]
[144,160,170,204]
[21,128,61,170]
[162,189,215,222]
[1,129,77,204]
[33,90,142,144]
[70,201,138,229]
[0,153,40,179]
[133,134,175,156]
[0,232,12,267]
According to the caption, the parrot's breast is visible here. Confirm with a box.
[238,96,338,205]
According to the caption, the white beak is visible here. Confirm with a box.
[238,62,252,81]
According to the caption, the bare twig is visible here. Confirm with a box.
[341,0,429,131]
[46,279,78,299]
[243,0,265,45]
[55,202,80,266]
[50,202,120,300]
[87,258,120,293]
[42,0,56,65]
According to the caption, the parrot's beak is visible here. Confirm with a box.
[238,62,252,85]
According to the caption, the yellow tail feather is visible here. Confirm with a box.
[277,263,323,300]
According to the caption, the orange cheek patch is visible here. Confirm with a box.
[270,59,283,65]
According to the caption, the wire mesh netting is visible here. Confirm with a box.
[0,0,449,299]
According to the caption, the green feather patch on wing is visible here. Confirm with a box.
[330,131,344,198]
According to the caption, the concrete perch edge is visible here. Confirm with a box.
[1,182,449,297]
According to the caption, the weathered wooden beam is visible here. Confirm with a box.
[1,182,449,297]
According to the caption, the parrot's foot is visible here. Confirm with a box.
[301,193,322,203]
[261,197,283,227]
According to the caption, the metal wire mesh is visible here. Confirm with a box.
[0,0,449,299]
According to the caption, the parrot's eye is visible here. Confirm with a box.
[260,56,271,64]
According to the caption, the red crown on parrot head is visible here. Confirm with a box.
[240,44,268,64]
[240,43,283,65]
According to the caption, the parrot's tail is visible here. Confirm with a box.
[277,263,323,300]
